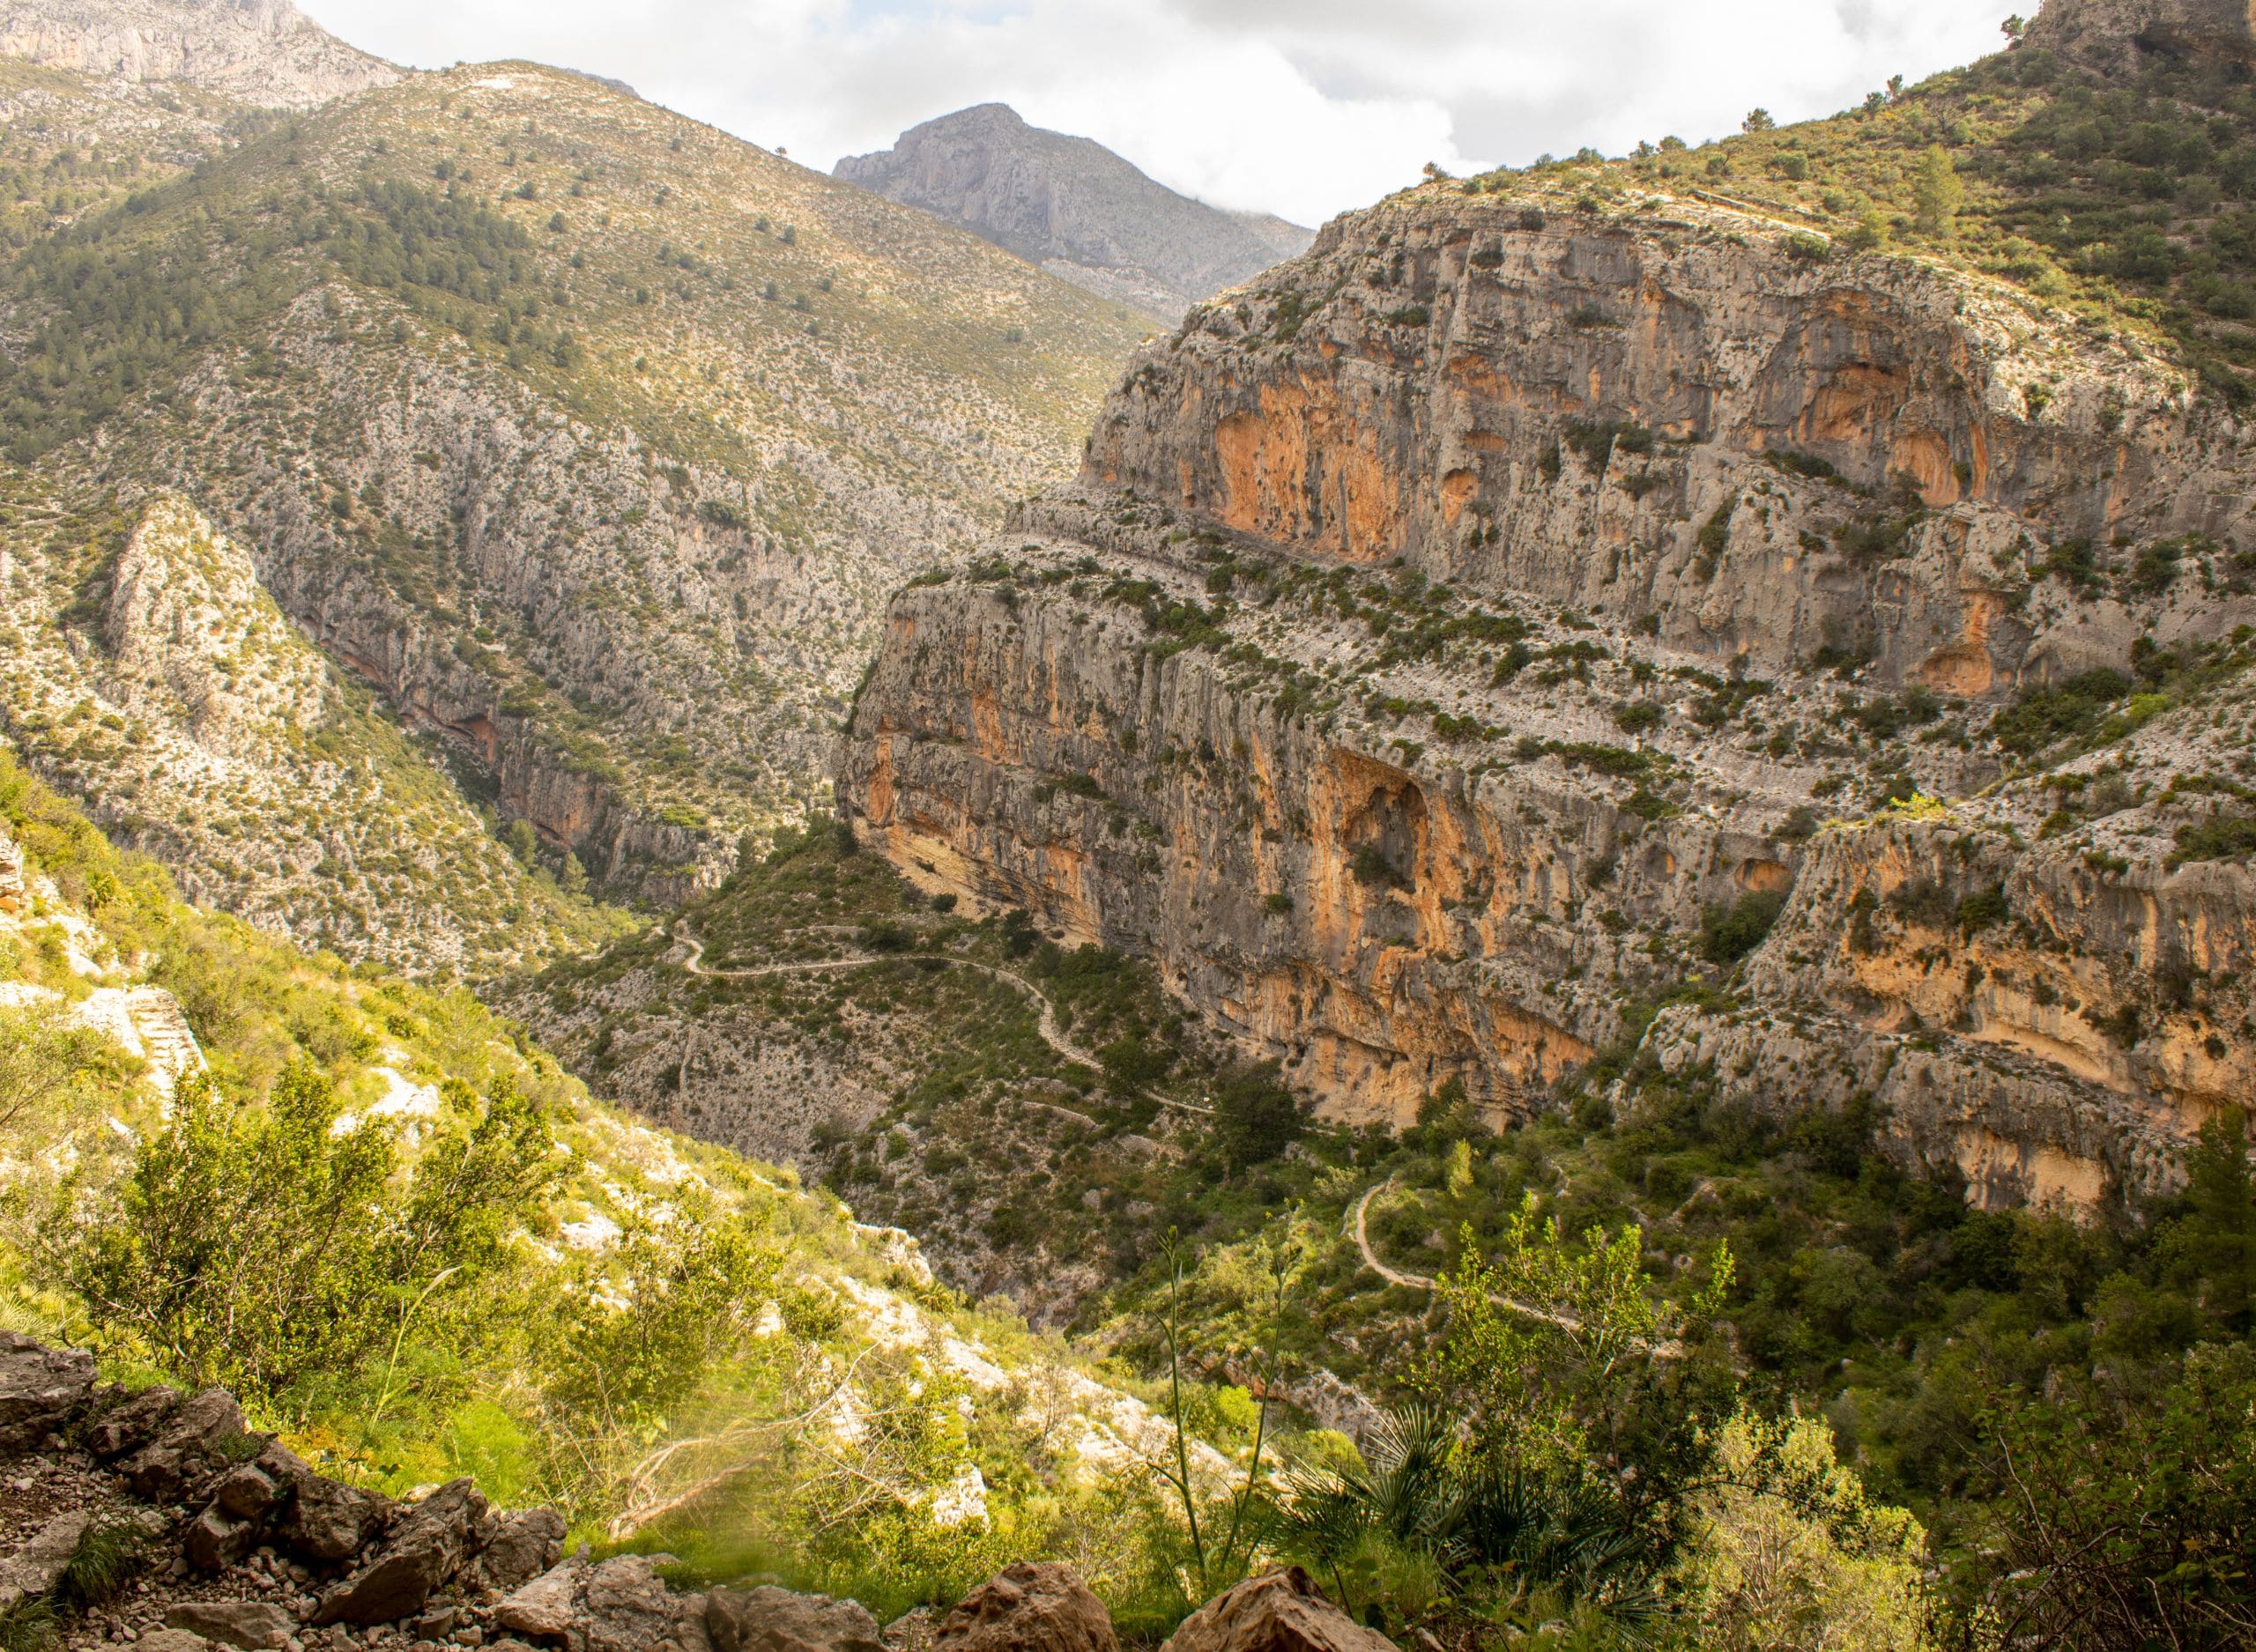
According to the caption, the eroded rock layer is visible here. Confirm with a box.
[840,185,2256,1211]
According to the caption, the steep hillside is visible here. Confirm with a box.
[835,104,1310,320]
[835,0,2256,1216]
[0,51,259,254]
[0,741,1254,1619]
[0,485,632,974]
[0,56,1152,937]
[1551,0,2256,404]
[508,817,1273,1326]
[0,0,395,106]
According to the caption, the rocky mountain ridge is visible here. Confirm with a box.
[0,0,396,107]
[0,489,628,974]
[837,167,2256,1209]
[835,104,1310,322]
[0,48,1149,950]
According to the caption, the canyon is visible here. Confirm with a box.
[838,181,2256,1213]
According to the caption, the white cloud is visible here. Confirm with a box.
[298,0,2015,226]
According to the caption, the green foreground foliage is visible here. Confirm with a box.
[536,826,2255,1648]
[9,767,2250,1648]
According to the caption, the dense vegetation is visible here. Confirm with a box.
[528,818,2254,1648]
[1114,1042,2255,1650]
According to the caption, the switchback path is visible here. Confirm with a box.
[1348,1177,1599,1339]
[674,923,1212,1117]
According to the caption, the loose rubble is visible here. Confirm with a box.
[1,1333,1397,1652]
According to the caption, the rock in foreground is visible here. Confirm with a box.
[1160,1570,1398,1652]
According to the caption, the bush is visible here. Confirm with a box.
[2171,813,2256,867]
[1350,845,1406,889]
[65,1062,554,1407]
[1212,1062,1302,1169]
[1700,890,1786,967]
[1989,670,2131,755]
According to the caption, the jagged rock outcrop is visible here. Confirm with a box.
[2024,0,2256,70]
[840,181,2256,1209]
[104,494,326,739]
[931,1564,1114,1652]
[0,1332,721,1652]
[0,0,397,107]
[1158,1569,1395,1652]
[836,105,1310,321]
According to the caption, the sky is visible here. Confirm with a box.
[298,0,2016,227]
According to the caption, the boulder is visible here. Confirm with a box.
[932,1564,1115,1652]
[579,1553,709,1652]
[0,1333,96,1456]
[494,1559,587,1641]
[212,1463,284,1522]
[470,1506,568,1592]
[266,1446,389,1562]
[121,1389,248,1501]
[708,1585,885,1652]
[133,1632,212,1652]
[0,1508,93,1611]
[85,1385,182,1461]
[181,1505,258,1573]
[1158,1569,1398,1652]
[313,1477,486,1626]
[164,1601,295,1651]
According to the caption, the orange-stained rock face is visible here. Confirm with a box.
[844,182,2256,1210]
[1085,190,2252,687]
[1210,377,1404,559]
[841,538,2256,1199]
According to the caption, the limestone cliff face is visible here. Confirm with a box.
[841,184,2256,1211]
[2025,0,2256,70]
[843,555,1764,1125]
[0,0,397,107]
[1087,193,2252,691]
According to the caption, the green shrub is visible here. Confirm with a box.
[1989,669,2132,755]
[2171,813,2256,868]
[1700,890,1786,967]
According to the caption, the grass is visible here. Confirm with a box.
[62,1519,145,1608]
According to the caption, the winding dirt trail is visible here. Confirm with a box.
[1348,1177,1594,1337]
[674,923,1211,1117]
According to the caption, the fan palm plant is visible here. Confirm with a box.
[1266,1404,1665,1635]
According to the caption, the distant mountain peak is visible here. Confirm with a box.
[835,102,1311,321]
[0,0,397,106]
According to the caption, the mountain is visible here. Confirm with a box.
[835,103,1312,320]
[0,51,1152,963]
[0,0,397,105]
[2,1,2251,1647]
[0,486,632,974]
[835,0,2256,1215]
